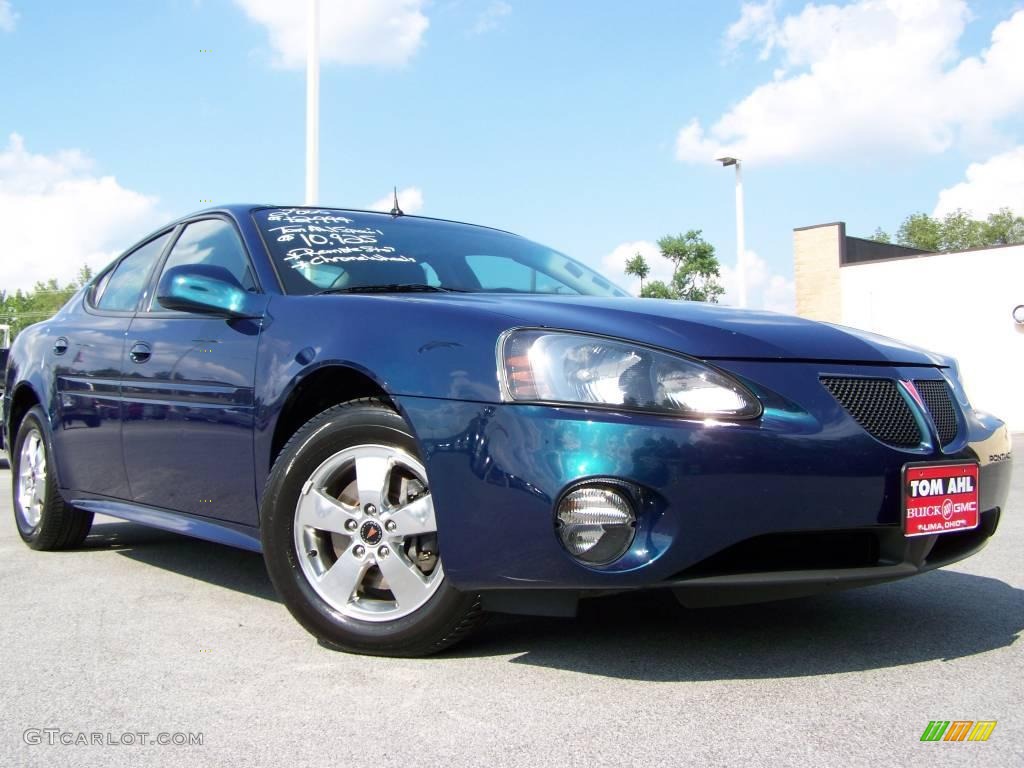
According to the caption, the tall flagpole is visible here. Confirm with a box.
[305,0,320,205]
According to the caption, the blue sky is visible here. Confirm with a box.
[2,0,1023,306]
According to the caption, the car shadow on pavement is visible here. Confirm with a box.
[453,571,1023,680]
[81,519,1022,679]
[83,518,278,602]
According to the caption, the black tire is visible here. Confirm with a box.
[12,405,93,550]
[261,398,483,657]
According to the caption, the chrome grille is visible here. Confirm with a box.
[914,379,958,445]
[820,376,922,448]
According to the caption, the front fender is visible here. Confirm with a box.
[252,294,517,496]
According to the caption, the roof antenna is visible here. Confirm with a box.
[390,186,404,217]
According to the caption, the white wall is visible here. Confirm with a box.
[840,244,1024,430]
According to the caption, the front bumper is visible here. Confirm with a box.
[395,361,1012,603]
[478,508,1001,616]
[668,507,1000,608]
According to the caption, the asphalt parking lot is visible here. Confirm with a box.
[0,453,1020,768]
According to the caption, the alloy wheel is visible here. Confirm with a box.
[293,444,444,622]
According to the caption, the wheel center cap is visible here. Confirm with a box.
[360,520,383,545]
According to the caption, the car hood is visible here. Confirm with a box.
[415,294,942,366]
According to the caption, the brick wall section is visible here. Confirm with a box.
[793,222,843,322]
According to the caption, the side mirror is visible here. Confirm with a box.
[156,265,261,318]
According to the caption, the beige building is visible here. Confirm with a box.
[793,222,1024,430]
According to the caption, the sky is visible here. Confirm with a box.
[2,0,1023,310]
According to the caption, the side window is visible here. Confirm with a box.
[464,254,575,294]
[95,232,172,312]
[150,219,256,310]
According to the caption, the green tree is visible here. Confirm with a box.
[653,230,724,303]
[896,212,942,251]
[0,266,94,339]
[640,280,676,299]
[886,208,1024,251]
[939,210,985,251]
[869,227,891,244]
[623,252,650,294]
[982,207,1024,245]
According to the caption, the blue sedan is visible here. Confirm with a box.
[3,205,1013,656]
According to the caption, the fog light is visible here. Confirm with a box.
[556,485,636,565]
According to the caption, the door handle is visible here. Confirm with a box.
[53,337,69,355]
[129,342,152,364]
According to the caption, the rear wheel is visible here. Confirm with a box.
[12,406,93,550]
[261,399,483,656]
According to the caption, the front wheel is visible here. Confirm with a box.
[260,399,483,656]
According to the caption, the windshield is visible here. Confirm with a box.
[253,208,629,297]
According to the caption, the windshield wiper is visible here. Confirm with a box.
[314,283,465,296]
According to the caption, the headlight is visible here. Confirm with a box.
[499,329,761,419]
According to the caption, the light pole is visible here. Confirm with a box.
[716,156,746,308]
[305,0,320,206]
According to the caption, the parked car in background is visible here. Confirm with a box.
[3,205,1013,656]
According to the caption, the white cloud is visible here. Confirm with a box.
[720,249,796,313]
[678,1,1024,164]
[234,0,429,69]
[724,1,779,59]
[933,146,1024,218]
[471,1,511,35]
[0,133,160,292]
[0,1,16,33]
[366,186,424,214]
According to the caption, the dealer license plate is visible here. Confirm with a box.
[902,462,980,537]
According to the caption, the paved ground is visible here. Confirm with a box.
[0,454,1020,768]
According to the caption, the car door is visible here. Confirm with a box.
[53,230,174,498]
[121,217,265,525]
